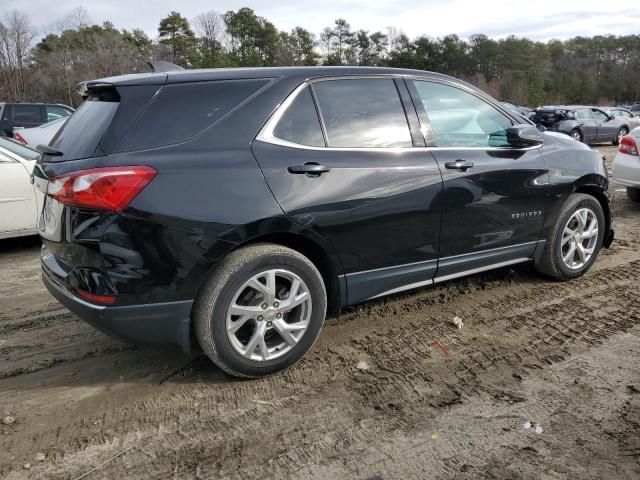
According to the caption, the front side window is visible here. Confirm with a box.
[273,87,324,147]
[592,109,608,121]
[312,79,412,148]
[411,81,512,147]
[574,109,593,120]
[46,105,72,122]
[615,110,631,118]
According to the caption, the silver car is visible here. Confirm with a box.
[604,107,640,131]
[612,126,640,202]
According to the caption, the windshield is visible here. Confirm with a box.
[0,137,39,160]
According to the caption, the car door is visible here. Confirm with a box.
[572,108,597,143]
[0,150,37,235]
[252,77,443,304]
[593,108,618,142]
[406,78,549,280]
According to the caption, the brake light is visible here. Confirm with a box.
[619,136,638,156]
[14,132,27,145]
[48,166,156,211]
[75,288,117,304]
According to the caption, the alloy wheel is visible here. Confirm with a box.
[226,269,312,361]
[560,207,599,270]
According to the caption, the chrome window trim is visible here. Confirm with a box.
[255,75,541,153]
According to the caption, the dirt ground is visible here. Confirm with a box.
[1,145,639,479]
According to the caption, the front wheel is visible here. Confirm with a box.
[628,187,640,202]
[570,129,583,143]
[194,244,327,378]
[614,127,628,145]
[535,193,605,280]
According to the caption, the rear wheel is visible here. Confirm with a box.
[535,193,605,280]
[614,127,628,145]
[570,129,583,143]
[194,244,326,378]
[628,187,640,202]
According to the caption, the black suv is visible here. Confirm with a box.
[0,102,74,136]
[36,67,613,378]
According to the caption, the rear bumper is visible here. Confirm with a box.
[42,267,192,352]
[612,152,640,187]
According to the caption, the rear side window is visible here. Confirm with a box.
[118,79,269,152]
[48,92,119,161]
[312,79,412,148]
[411,81,512,147]
[46,105,72,122]
[273,87,324,147]
[13,105,43,123]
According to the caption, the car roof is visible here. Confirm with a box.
[85,66,465,88]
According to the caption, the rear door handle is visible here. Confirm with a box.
[444,159,474,172]
[287,162,331,176]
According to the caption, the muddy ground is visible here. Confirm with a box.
[0,145,639,479]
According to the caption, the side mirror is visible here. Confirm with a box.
[507,124,543,148]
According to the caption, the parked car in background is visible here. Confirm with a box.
[0,137,44,239]
[533,106,629,144]
[0,103,74,137]
[604,107,640,130]
[13,117,68,147]
[612,127,640,202]
[629,103,640,114]
[36,66,613,377]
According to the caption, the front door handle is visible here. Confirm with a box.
[444,159,474,172]
[287,162,331,176]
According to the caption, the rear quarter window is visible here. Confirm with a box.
[117,79,270,152]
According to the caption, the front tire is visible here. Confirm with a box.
[535,193,605,280]
[570,129,583,143]
[194,244,327,378]
[614,127,628,145]
[628,187,640,202]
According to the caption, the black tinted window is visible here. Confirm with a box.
[13,105,42,123]
[312,79,412,148]
[273,87,324,147]
[48,95,119,161]
[119,79,269,151]
[412,81,512,147]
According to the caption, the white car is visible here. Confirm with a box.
[612,126,640,202]
[13,117,67,148]
[0,137,44,239]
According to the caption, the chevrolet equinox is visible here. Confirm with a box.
[35,67,614,378]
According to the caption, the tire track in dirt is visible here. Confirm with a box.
[10,257,638,480]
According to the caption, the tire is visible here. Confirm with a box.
[535,193,605,281]
[194,243,327,378]
[628,187,640,202]
[570,129,583,143]
[614,127,628,146]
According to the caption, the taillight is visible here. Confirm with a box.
[619,136,639,156]
[47,166,156,212]
[14,132,27,145]
[75,288,117,304]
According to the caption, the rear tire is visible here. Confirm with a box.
[614,127,628,146]
[535,193,605,281]
[570,129,583,143]
[628,187,640,202]
[194,243,326,378]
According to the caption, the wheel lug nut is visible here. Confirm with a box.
[261,303,267,309]
[267,321,272,327]
[257,316,263,321]
[273,301,279,307]
[276,313,282,319]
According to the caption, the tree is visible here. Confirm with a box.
[274,27,318,66]
[0,11,34,101]
[192,10,227,67]
[321,19,355,65]
[224,8,278,66]
[158,11,196,66]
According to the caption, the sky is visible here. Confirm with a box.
[6,0,640,42]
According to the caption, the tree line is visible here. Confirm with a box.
[1,7,639,108]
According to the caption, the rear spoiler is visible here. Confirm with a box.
[147,60,184,72]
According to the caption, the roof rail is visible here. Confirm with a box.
[148,60,184,73]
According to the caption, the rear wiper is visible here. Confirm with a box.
[36,144,63,156]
